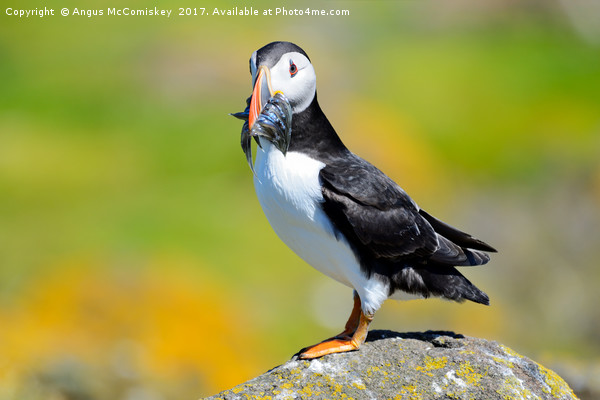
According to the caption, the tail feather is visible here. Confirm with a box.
[430,235,491,267]
[417,265,489,305]
[419,209,497,253]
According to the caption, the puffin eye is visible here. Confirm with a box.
[289,60,298,77]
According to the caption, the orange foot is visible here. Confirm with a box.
[299,307,373,359]
[299,338,359,359]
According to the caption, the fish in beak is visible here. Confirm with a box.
[231,66,292,173]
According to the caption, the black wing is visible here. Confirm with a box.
[319,153,494,267]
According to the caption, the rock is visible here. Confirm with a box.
[204,330,578,400]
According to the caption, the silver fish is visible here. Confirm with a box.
[231,93,292,173]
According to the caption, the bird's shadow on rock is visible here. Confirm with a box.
[292,329,466,360]
[366,329,465,345]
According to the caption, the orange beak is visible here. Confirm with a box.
[248,66,274,130]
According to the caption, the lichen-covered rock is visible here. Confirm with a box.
[204,330,578,400]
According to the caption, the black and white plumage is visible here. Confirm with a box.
[238,41,496,359]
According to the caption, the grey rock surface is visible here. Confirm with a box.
[205,330,578,400]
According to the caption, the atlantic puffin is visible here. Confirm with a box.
[237,41,496,359]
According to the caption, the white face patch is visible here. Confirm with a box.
[267,51,316,113]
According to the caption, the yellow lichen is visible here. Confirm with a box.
[250,395,272,400]
[366,365,381,377]
[298,383,322,397]
[416,356,448,376]
[402,384,417,393]
[394,384,424,400]
[500,345,522,359]
[538,363,575,398]
[322,375,344,395]
[232,386,244,394]
[492,356,514,368]
[456,361,485,386]
[496,376,534,400]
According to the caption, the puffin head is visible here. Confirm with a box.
[248,41,316,130]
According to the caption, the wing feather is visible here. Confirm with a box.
[319,153,494,267]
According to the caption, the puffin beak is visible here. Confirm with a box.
[249,66,274,129]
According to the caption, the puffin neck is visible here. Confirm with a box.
[288,97,349,162]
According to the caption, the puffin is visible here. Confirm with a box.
[237,41,496,359]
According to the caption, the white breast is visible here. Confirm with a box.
[253,140,389,315]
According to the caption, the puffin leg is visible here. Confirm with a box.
[299,302,373,359]
[333,290,361,340]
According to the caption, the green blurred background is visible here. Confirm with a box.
[1,0,599,398]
